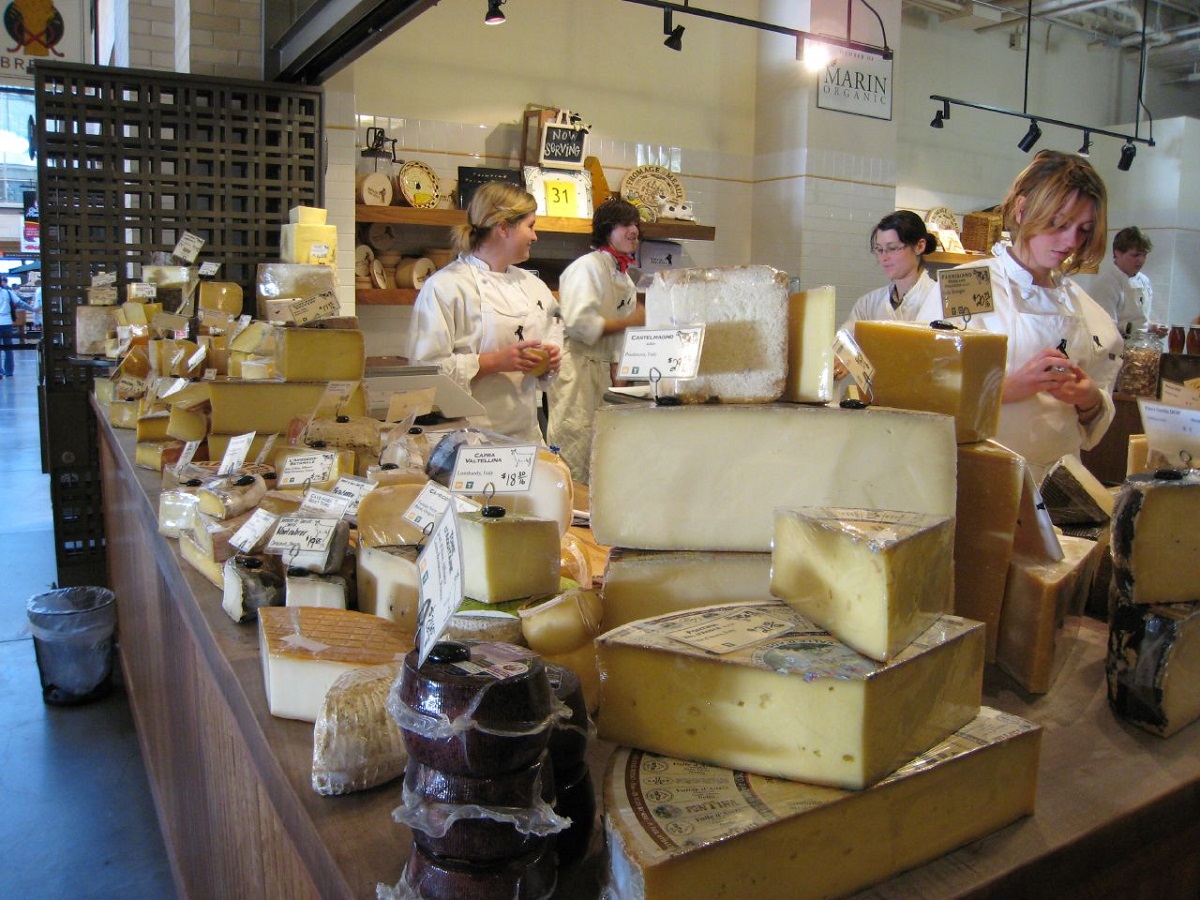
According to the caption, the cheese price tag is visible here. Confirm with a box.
[313,380,360,420]
[127,282,158,301]
[1013,468,1064,563]
[1159,380,1200,412]
[330,475,376,519]
[203,368,218,381]
[403,481,481,531]
[544,180,577,217]
[307,243,331,263]
[1138,399,1200,468]
[151,311,190,334]
[254,433,279,466]
[416,504,464,668]
[199,308,235,333]
[278,451,337,488]
[616,326,705,381]
[385,388,437,423]
[937,267,995,320]
[217,431,256,476]
[229,508,279,554]
[661,605,799,654]
[186,343,208,373]
[173,231,206,263]
[115,325,133,355]
[299,488,353,520]
[91,272,117,287]
[115,373,147,399]
[267,515,336,556]
[289,289,341,326]
[198,261,221,277]
[832,328,875,396]
[228,314,253,345]
[175,439,201,471]
[156,377,189,400]
[451,444,538,495]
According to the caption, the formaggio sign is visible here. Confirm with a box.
[817,49,893,121]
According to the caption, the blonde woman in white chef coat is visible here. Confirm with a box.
[547,198,645,483]
[407,182,561,443]
[915,151,1123,481]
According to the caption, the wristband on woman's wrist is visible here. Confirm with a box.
[1075,398,1101,419]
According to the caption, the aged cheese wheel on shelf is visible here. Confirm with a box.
[356,171,394,206]
[395,257,436,289]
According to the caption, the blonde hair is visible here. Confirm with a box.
[451,182,538,256]
[1000,151,1108,275]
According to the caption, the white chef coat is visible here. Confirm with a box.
[1089,260,1152,336]
[407,254,559,443]
[841,269,940,332]
[547,250,638,482]
[913,246,1123,481]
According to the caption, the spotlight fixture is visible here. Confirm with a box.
[484,0,505,25]
[1118,141,1137,171]
[1077,131,1091,157]
[930,99,950,129]
[1017,120,1041,153]
[662,9,684,51]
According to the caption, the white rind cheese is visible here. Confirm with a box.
[356,544,421,630]
[596,603,983,789]
[312,661,408,796]
[590,403,957,552]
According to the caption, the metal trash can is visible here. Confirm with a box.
[26,587,117,706]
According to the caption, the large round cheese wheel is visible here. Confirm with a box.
[356,172,394,206]
[395,257,436,289]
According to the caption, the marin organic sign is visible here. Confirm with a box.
[817,48,893,121]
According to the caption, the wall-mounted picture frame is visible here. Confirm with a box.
[457,166,523,210]
[523,166,593,219]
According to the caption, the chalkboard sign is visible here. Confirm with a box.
[457,166,523,210]
[539,125,587,170]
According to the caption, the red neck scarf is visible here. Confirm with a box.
[600,245,636,274]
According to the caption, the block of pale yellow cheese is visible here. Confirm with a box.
[108,400,139,429]
[1127,433,1150,477]
[356,544,421,630]
[134,439,184,472]
[1107,597,1200,737]
[289,205,327,225]
[769,507,954,662]
[135,412,171,443]
[604,706,1040,900]
[179,530,226,589]
[274,327,365,382]
[601,550,774,632]
[781,284,836,404]
[852,320,1007,443]
[207,380,367,435]
[955,440,1025,663]
[198,281,243,317]
[590,403,957,552]
[596,603,983,788]
[645,265,790,403]
[1111,470,1200,605]
[285,569,348,610]
[165,404,209,443]
[122,301,163,326]
[281,223,338,268]
[258,606,413,722]
[995,534,1104,693]
[76,305,119,355]
[458,508,560,604]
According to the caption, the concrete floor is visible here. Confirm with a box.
[0,349,176,899]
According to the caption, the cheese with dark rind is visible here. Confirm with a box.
[1107,597,1200,737]
[392,840,557,900]
[596,603,983,789]
[221,555,285,623]
[603,707,1040,900]
[1111,470,1200,605]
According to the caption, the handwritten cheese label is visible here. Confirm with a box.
[330,476,376,519]
[267,516,336,555]
[92,272,117,287]
[1138,399,1200,468]
[451,444,538,495]
[199,261,222,277]
[937,267,995,319]
[289,289,341,325]
[416,505,464,667]
[173,232,205,263]
[229,508,279,553]
[299,488,353,520]
[663,605,798,654]
[278,451,337,488]
[617,326,705,381]
[127,282,157,301]
[217,431,255,475]
[403,481,482,532]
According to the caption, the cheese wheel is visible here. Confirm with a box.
[356,172,394,206]
[395,257,436,289]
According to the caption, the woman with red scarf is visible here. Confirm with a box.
[548,198,645,483]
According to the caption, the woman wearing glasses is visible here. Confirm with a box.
[843,210,941,328]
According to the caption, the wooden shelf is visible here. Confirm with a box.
[926,251,989,265]
[356,288,418,305]
[355,205,716,241]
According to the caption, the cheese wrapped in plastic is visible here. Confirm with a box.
[312,661,408,796]
[1107,597,1200,737]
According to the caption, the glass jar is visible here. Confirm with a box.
[1114,328,1162,397]
[1168,325,1186,355]
[1188,325,1200,356]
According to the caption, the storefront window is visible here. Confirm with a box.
[0,87,36,207]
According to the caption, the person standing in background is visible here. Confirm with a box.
[0,281,36,379]
[406,182,561,443]
[1089,226,1155,337]
[547,198,644,483]
[842,210,941,330]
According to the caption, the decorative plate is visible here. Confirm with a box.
[621,165,685,207]
[926,206,959,232]
[397,160,441,209]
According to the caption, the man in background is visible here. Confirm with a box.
[1090,226,1155,337]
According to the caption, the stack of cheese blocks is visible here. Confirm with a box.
[280,205,338,269]
[588,269,1042,900]
[1106,469,1200,737]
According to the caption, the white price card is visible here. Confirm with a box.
[128,282,157,300]
[217,431,256,475]
[198,261,221,277]
[156,377,190,400]
[330,476,376,519]
[832,328,875,394]
[92,272,117,287]
[616,326,705,381]
[115,325,133,355]
[254,433,279,466]
[663,605,798,654]
[173,231,206,263]
[299,488,353,520]
[278,450,338,488]
[267,515,336,556]
[416,505,464,668]
[1138,399,1200,468]
[1159,380,1200,412]
[186,344,208,373]
[228,314,253,344]
[175,439,202,471]
[1013,467,1063,562]
[199,308,235,333]
[203,368,218,381]
[450,444,538,495]
[307,243,330,262]
[937,267,995,320]
[229,508,279,553]
[403,482,481,532]
[288,289,341,325]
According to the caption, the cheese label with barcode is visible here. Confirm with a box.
[279,451,337,487]
[173,232,205,263]
[450,444,537,495]
[403,481,481,532]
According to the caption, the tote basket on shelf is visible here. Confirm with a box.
[961,211,1003,253]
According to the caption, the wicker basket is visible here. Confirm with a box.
[961,211,1003,252]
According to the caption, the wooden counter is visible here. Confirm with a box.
[97,407,1200,899]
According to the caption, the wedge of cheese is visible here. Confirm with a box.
[355,483,429,548]
[258,606,413,722]
[165,404,209,443]
[135,413,171,443]
[604,707,1040,900]
[285,570,348,609]
[303,415,379,474]
[1040,453,1113,526]
[1111,470,1200,605]
[207,380,367,435]
[198,281,243,317]
[356,544,421,630]
[590,403,957,552]
[221,555,285,624]
[852,320,1007,443]
[197,473,268,520]
[602,550,774,632]
[459,509,560,604]
[645,265,790,403]
[996,535,1105,693]
[781,284,836,404]
[180,531,226,589]
[275,327,365,382]
[1107,598,1200,737]
[76,305,119,355]
[955,440,1025,662]
[134,439,185,472]
[769,507,954,662]
[596,604,983,789]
